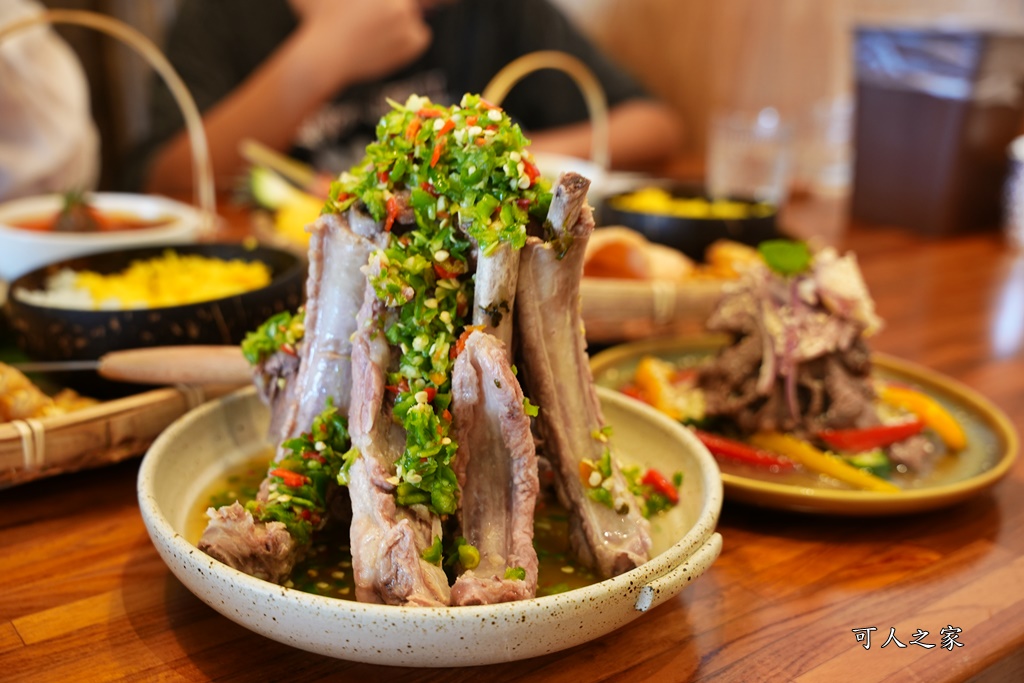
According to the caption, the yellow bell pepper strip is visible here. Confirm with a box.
[749,432,902,493]
[876,384,967,451]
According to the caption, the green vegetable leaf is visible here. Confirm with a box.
[758,239,812,276]
[241,309,305,365]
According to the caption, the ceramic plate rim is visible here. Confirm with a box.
[589,336,1019,516]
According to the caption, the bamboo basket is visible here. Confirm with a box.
[483,52,726,343]
[0,10,221,487]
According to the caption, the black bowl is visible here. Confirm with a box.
[5,242,306,364]
[599,185,781,261]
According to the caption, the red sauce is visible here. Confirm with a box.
[10,211,173,233]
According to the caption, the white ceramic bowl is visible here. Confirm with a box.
[0,192,206,281]
[137,385,723,666]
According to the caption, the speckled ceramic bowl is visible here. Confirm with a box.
[137,386,723,666]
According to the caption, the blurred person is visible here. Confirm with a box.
[0,0,99,201]
[136,0,683,195]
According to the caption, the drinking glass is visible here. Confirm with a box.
[707,107,793,206]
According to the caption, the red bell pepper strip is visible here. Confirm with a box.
[817,419,926,452]
[692,429,795,470]
[641,468,679,504]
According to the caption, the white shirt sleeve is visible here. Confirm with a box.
[0,0,100,201]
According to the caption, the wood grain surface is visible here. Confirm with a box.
[2,200,1023,682]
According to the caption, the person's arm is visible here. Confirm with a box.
[144,0,431,195]
[480,0,683,172]
[0,0,99,200]
[526,99,683,171]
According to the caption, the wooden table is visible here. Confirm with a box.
[3,198,1023,682]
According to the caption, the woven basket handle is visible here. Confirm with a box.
[0,9,216,231]
[483,50,610,172]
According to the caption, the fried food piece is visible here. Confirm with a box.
[583,226,695,282]
[0,362,97,421]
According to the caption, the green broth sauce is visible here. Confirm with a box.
[189,452,598,600]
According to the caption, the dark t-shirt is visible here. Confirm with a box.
[132,0,650,183]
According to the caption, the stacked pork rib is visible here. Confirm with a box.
[199,172,651,605]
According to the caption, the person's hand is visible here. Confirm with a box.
[288,0,432,90]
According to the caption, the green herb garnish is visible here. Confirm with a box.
[758,239,812,276]
[245,399,353,544]
[241,309,305,365]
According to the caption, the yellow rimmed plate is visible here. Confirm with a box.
[590,336,1018,516]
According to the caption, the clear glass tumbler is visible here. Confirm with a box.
[707,107,794,206]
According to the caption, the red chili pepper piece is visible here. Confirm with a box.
[430,138,446,167]
[405,117,422,141]
[817,419,926,452]
[437,119,455,136]
[377,169,389,184]
[417,107,444,118]
[465,115,478,126]
[269,468,308,488]
[441,409,452,422]
[420,181,438,197]
[516,198,532,210]
[522,159,540,185]
[692,430,795,470]
[433,262,463,279]
[383,195,400,232]
[640,468,679,504]
[280,343,297,357]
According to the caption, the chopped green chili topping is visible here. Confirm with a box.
[246,399,354,544]
[622,465,683,519]
[325,94,552,516]
[504,566,526,581]
[523,397,540,418]
[422,535,443,565]
[241,308,306,365]
[442,536,480,573]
